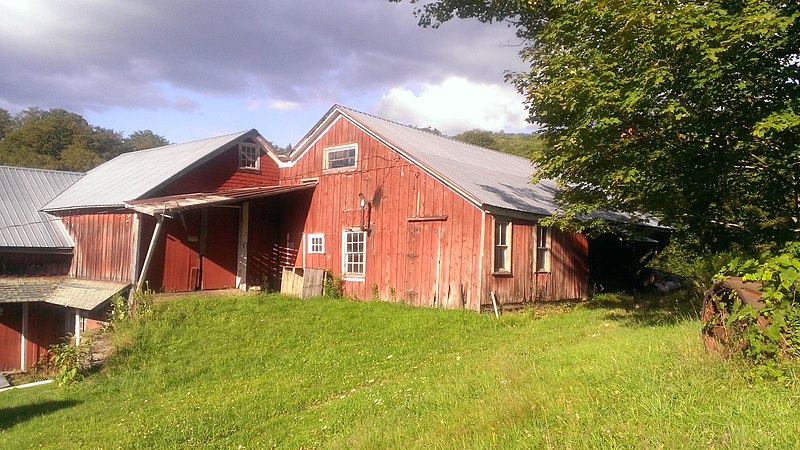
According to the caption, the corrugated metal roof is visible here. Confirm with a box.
[43,130,259,212]
[307,105,662,227]
[125,183,317,216]
[0,166,83,248]
[0,277,127,310]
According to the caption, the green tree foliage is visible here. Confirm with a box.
[452,129,545,158]
[126,130,170,151]
[395,0,800,248]
[0,107,168,172]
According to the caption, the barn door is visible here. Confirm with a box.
[404,221,444,306]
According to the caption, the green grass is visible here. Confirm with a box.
[2,291,799,449]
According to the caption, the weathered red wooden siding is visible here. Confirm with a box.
[0,303,70,371]
[60,212,135,283]
[144,208,238,292]
[481,219,589,308]
[24,302,68,369]
[202,208,238,290]
[0,303,23,370]
[280,116,484,309]
[158,140,280,195]
[0,251,72,276]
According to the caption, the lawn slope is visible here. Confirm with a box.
[1,293,798,449]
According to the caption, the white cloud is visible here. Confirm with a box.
[375,77,533,135]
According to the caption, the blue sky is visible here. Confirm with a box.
[0,0,533,147]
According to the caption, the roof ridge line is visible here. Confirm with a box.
[335,105,535,163]
[0,165,84,176]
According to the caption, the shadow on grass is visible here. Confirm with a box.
[0,400,82,430]
[584,288,703,328]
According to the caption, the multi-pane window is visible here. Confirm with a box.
[324,144,357,170]
[494,219,511,272]
[239,143,259,170]
[343,230,366,276]
[536,226,550,272]
[308,234,325,254]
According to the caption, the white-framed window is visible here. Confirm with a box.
[324,144,357,171]
[536,225,550,272]
[239,142,260,170]
[307,233,325,254]
[342,229,366,277]
[493,219,512,273]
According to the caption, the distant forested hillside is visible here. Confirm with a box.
[0,107,168,172]
[451,129,544,159]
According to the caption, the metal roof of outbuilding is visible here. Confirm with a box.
[43,130,262,212]
[0,166,83,249]
[0,277,127,310]
[292,105,663,228]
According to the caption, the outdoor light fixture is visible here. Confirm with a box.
[358,192,371,232]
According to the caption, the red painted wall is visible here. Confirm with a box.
[0,302,70,371]
[0,303,22,370]
[279,115,589,308]
[158,139,279,195]
[60,212,135,283]
[0,251,72,276]
[281,116,485,309]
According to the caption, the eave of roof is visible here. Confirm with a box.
[42,130,282,212]
[0,277,128,311]
[124,183,317,216]
[0,165,83,248]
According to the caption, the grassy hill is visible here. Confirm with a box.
[2,292,799,448]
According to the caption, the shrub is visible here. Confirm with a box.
[323,271,344,298]
[715,242,800,379]
[49,335,92,386]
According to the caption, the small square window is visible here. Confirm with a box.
[239,143,260,170]
[308,234,325,254]
[324,144,357,171]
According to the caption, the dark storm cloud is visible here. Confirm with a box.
[0,0,522,112]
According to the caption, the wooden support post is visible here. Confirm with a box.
[20,303,28,370]
[236,201,249,291]
[137,214,166,291]
[74,309,82,346]
[491,291,500,319]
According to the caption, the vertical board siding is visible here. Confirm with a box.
[61,212,135,283]
[0,303,23,370]
[0,252,72,276]
[281,117,484,308]
[482,221,589,308]
[159,141,280,195]
[24,302,68,369]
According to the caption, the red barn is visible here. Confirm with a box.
[276,106,667,310]
[0,166,125,371]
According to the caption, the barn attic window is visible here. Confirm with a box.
[238,142,260,170]
[493,219,512,273]
[324,144,357,171]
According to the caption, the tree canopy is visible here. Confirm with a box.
[394,0,800,248]
[452,129,544,158]
[0,107,169,172]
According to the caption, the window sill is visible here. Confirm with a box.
[238,167,261,174]
[342,276,365,282]
[322,166,357,175]
[535,270,551,274]
[492,271,513,277]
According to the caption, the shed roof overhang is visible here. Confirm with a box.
[0,277,128,311]
[123,183,317,216]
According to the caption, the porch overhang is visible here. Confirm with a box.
[123,183,317,216]
[0,277,128,311]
